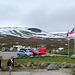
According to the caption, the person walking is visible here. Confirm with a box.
[7,56,14,75]
[0,56,2,71]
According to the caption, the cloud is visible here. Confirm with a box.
[0,0,75,32]
[22,5,75,32]
[0,3,22,26]
[0,4,19,19]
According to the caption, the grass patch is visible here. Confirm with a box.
[14,56,75,64]
[55,49,74,55]
[2,56,75,66]
[71,68,75,75]
[1,56,75,73]
[72,73,75,75]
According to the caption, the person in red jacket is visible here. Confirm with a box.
[7,56,14,75]
[0,56,2,71]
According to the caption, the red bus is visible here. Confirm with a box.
[37,44,46,54]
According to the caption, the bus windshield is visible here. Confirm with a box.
[40,45,45,47]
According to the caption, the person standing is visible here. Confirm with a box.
[7,56,14,75]
[0,56,2,71]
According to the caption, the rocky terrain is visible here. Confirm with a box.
[0,27,66,38]
[0,27,74,50]
[0,69,72,75]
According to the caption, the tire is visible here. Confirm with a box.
[39,53,42,56]
[38,53,42,57]
[25,54,28,57]
[17,54,20,57]
[33,54,37,57]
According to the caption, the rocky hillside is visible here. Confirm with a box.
[0,27,67,38]
[0,27,74,50]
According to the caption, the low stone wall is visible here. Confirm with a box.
[2,61,75,71]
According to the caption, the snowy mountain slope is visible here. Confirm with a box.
[0,27,67,38]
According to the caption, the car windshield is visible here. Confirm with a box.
[28,49,31,50]
[20,49,27,51]
[19,50,25,52]
[20,49,27,50]
[26,50,30,52]
[34,50,39,52]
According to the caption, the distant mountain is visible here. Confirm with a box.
[0,27,67,38]
[28,28,42,32]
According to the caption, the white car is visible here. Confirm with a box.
[17,50,33,57]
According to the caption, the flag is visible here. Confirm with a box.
[66,30,69,37]
[69,27,75,34]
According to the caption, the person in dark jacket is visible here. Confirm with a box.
[7,56,14,75]
[0,56,2,71]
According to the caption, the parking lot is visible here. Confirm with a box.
[0,51,68,59]
[0,51,17,59]
[0,51,48,59]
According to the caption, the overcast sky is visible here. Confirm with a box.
[0,0,75,32]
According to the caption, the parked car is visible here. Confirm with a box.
[17,50,33,57]
[9,47,16,52]
[20,48,27,51]
[2,47,9,52]
[29,50,42,56]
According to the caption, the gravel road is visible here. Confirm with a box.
[0,51,68,59]
[0,51,17,59]
[0,69,72,75]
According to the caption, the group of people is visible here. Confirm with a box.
[0,56,14,75]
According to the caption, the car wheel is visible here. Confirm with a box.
[34,54,37,56]
[17,54,20,57]
[39,53,42,56]
[38,53,42,57]
[25,54,28,57]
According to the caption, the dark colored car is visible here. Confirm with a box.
[30,50,42,56]
[2,47,9,52]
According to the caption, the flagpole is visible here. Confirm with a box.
[74,38,75,54]
[68,37,69,57]
[69,27,75,55]
[66,30,69,57]
[74,28,75,55]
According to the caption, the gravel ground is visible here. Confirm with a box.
[0,51,68,59]
[0,51,17,59]
[0,69,72,75]
[0,51,72,75]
